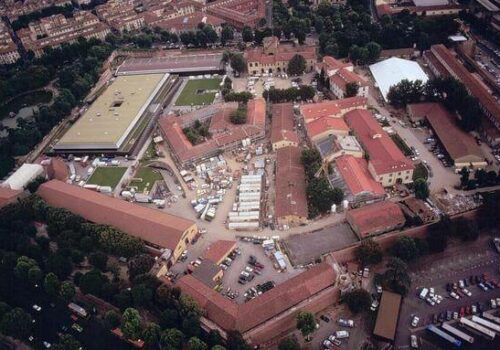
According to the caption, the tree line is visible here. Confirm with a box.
[387,77,484,132]
[0,195,250,350]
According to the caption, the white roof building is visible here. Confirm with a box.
[2,163,44,190]
[369,57,429,102]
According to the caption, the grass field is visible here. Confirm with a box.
[130,167,163,193]
[175,78,221,106]
[86,167,127,189]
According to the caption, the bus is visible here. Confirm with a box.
[426,325,462,347]
[459,317,495,340]
[441,323,474,344]
[471,316,500,333]
[482,312,500,325]
[68,303,88,318]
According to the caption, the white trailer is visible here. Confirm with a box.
[459,317,495,340]
[238,185,262,193]
[238,204,260,211]
[472,316,500,333]
[228,211,260,217]
[228,215,260,222]
[482,312,500,325]
[441,323,474,344]
[228,222,259,230]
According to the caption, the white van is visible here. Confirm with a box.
[335,330,349,339]
[419,288,429,300]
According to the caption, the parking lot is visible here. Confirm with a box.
[219,241,303,304]
[395,235,500,349]
[282,222,357,266]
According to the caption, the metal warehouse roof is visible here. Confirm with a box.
[55,73,169,150]
[369,57,428,102]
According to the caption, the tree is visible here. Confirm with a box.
[345,82,359,98]
[44,272,61,296]
[121,308,143,340]
[0,307,32,339]
[331,187,344,205]
[229,106,247,124]
[221,26,234,45]
[161,328,185,349]
[387,79,424,107]
[26,176,47,193]
[188,337,208,350]
[287,54,306,75]
[229,54,246,74]
[383,257,411,296]
[343,288,371,313]
[301,148,323,178]
[104,310,121,329]
[355,239,383,266]
[52,334,82,350]
[79,269,108,295]
[14,256,39,282]
[60,281,76,302]
[427,221,448,253]
[212,346,226,350]
[391,236,419,262]
[128,254,154,279]
[132,284,153,307]
[296,311,316,340]
[226,331,249,350]
[278,337,300,350]
[366,42,382,62]
[459,167,469,188]
[142,322,161,350]
[414,178,429,199]
[89,251,108,271]
[242,26,254,43]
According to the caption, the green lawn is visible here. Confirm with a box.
[130,167,163,193]
[175,78,221,106]
[86,167,127,189]
[390,134,413,156]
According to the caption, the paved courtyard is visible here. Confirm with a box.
[283,222,358,266]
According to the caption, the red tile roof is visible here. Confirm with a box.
[176,261,336,333]
[347,201,405,238]
[344,109,414,175]
[271,103,298,145]
[300,97,367,123]
[423,103,484,162]
[430,44,500,126]
[329,68,368,90]
[37,180,195,250]
[202,240,236,264]
[246,44,316,64]
[151,11,224,32]
[0,187,22,209]
[305,117,349,140]
[275,146,308,220]
[336,155,385,197]
[159,99,266,165]
[322,56,353,72]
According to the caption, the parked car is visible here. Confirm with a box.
[320,315,330,323]
[335,330,349,339]
[338,319,354,328]
[411,335,418,349]
[411,316,420,327]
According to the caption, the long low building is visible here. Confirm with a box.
[412,102,486,169]
[346,201,405,239]
[373,291,402,341]
[54,73,172,153]
[345,109,414,187]
[275,146,308,226]
[176,259,339,345]
[115,53,225,75]
[37,180,197,265]
[270,103,299,151]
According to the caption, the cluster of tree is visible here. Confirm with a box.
[343,288,372,313]
[178,24,220,48]
[273,0,458,60]
[388,77,484,131]
[0,195,248,349]
[301,149,344,218]
[229,105,247,125]
[183,120,210,145]
[262,86,315,103]
[0,37,114,178]
[224,91,254,103]
[11,4,74,31]
[287,55,306,76]
[459,167,500,190]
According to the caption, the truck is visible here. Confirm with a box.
[68,303,88,318]
[419,288,429,300]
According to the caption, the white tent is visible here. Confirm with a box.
[2,163,44,190]
[369,57,428,102]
